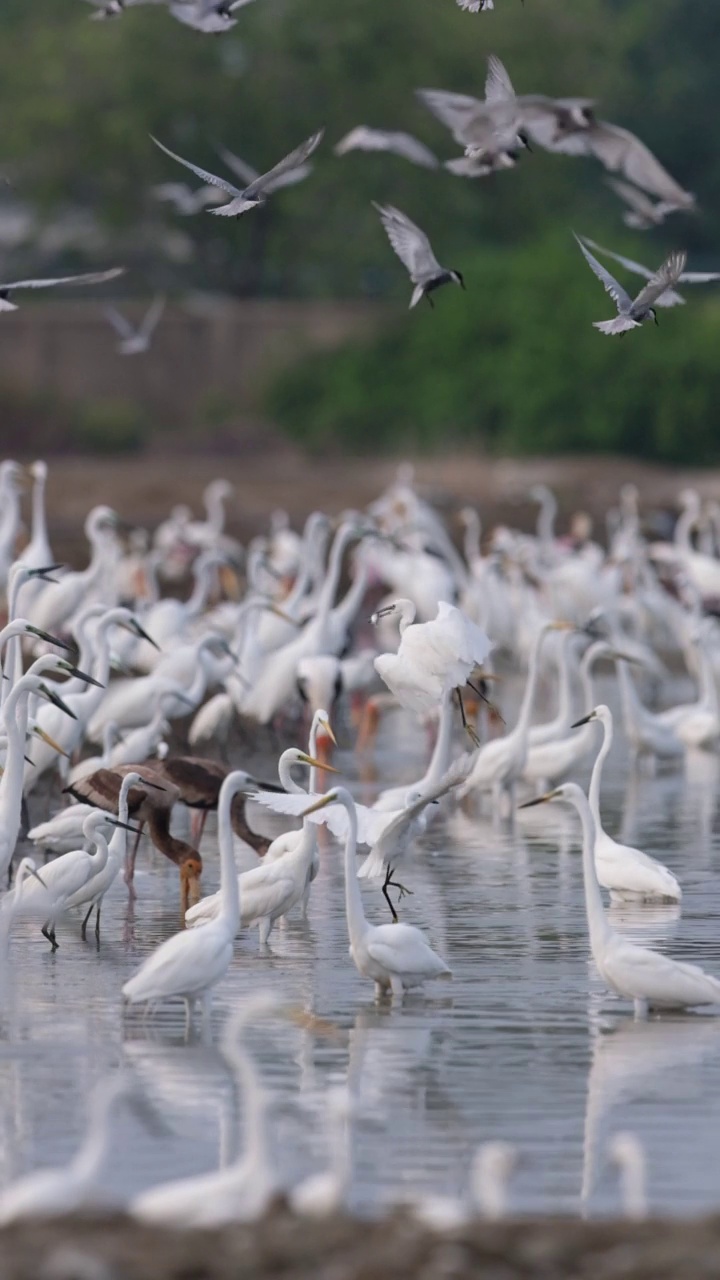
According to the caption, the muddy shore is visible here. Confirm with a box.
[2,1208,719,1280]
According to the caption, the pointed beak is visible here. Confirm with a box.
[28,563,64,582]
[39,684,77,720]
[36,729,70,758]
[130,619,160,650]
[300,753,339,773]
[301,791,336,818]
[66,666,105,689]
[518,788,562,810]
[109,818,143,833]
[25,626,73,652]
[570,712,595,729]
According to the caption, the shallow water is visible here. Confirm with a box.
[3,671,720,1219]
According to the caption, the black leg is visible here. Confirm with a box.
[382,867,399,923]
[81,903,93,941]
[95,902,101,941]
[467,679,505,726]
[456,688,481,747]
[41,922,58,951]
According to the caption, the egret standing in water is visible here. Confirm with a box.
[521,783,720,1017]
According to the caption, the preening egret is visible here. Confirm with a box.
[520,783,720,1016]
[0,1076,159,1223]
[573,705,681,902]
[302,786,451,997]
[122,770,248,1023]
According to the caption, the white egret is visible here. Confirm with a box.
[131,992,285,1226]
[63,772,149,938]
[302,786,451,997]
[184,745,334,939]
[20,810,138,949]
[609,1131,647,1219]
[0,1076,159,1223]
[573,705,681,902]
[27,505,121,636]
[122,770,248,1023]
[458,621,574,809]
[290,1086,355,1218]
[372,598,492,742]
[520,784,720,1017]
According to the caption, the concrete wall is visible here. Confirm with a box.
[0,297,382,426]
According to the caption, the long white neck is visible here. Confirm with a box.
[674,499,698,553]
[332,555,369,631]
[186,559,216,616]
[217,775,242,929]
[315,524,357,623]
[205,489,226,536]
[338,791,368,947]
[537,493,557,551]
[107,777,134,864]
[613,654,642,732]
[514,625,550,742]
[587,718,612,834]
[569,787,611,959]
[422,694,454,787]
[0,682,32,870]
[463,511,481,567]
[229,1037,270,1181]
[30,466,50,559]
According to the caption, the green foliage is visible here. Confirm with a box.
[266,230,720,462]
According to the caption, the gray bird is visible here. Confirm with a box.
[550,120,694,210]
[374,203,465,309]
[214,144,313,194]
[0,268,125,313]
[152,181,224,215]
[417,58,525,169]
[518,95,596,149]
[105,296,166,355]
[581,238,720,309]
[606,179,685,231]
[168,0,252,32]
[83,0,165,19]
[151,130,323,217]
[444,152,517,178]
[574,234,687,335]
[334,127,438,170]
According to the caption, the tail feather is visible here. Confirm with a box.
[409,284,426,309]
[593,316,641,336]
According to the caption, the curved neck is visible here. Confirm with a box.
[588,720,612,832]
[278,755,307,795]
[572,791,611,956]
[147,808,198,866]
[537,494,557,549]
[316,524,356,621]
[108,780,134,861]
[229,1039,270,1178]
[340,795,368,946]
[231,796,269,855]
[0,683,31,821]
[205,490,226,535]
[70,1106,113,1185]
[674,501,698,552]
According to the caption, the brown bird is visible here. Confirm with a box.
[143,754,283,851]
[65,765,202,915]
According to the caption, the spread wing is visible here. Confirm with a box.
[334,127,438,169]
[150,136,242,199]
[580,238,654,282]
[633,251,687,311]
[0,269,124,291]
[606,178,659,219]
[104,306,137,340]
[416,89,484,145]
[373,202,442,282]
[484,54,515,108]
[358,753,475,878]
[573,233,632,312]
[678,269,720,284]
[246,129,324,197]
[215,144,259,188]
[589,123,693,207]
[251,790,383,846]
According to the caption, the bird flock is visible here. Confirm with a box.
[0,5,715,336]
[0,461,719,1222]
